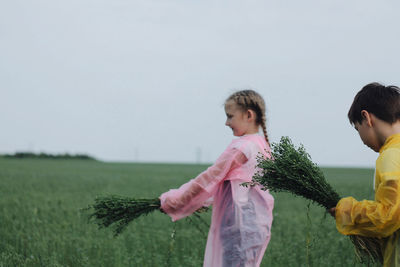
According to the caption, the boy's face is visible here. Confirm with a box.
[354,120,380,152]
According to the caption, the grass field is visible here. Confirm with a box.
[0,158,379,266]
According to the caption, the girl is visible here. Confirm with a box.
[160,90,274,267]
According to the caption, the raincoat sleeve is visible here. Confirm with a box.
[336,148,400,237]
[160,147,247,221]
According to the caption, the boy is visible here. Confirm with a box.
[331,82,400,266]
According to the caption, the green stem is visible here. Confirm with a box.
[166,223,177,267]
[305,202,313,267]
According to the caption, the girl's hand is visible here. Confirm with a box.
[161,197,179,213]
[328,207,336,217]
[195,207,209,213]
[158,198,165,213]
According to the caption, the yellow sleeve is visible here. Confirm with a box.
[336,149,400,238]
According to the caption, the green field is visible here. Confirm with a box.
[0,158,379,266]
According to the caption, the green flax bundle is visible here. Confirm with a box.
[87,195,209,237]
[87,196,161,236]
[252,136,382,264]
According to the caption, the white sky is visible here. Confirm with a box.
[1,0,399,167]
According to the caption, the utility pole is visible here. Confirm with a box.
[196,147,202,164]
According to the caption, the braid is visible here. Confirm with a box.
[226,89,270,144]
[261,114,270,145]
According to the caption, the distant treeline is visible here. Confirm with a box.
[1,152,96,160]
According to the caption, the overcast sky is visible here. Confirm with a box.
[1,0,399,167]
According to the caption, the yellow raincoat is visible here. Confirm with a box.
[336,133,400,266]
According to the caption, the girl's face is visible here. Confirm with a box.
[224,101,258,136]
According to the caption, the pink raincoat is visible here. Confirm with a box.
[160,134,274,267]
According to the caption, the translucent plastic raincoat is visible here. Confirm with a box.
[335,133,400,266]
[160,134,274,267]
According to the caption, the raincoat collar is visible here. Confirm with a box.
[379,133,400,153]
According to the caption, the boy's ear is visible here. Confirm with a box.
[361,110,373,127]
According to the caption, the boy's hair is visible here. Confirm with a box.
[348,82,400,125]
[225,90,269,144]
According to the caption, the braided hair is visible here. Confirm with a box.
[225,90,270,145]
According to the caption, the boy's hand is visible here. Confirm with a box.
[328,207,336,217]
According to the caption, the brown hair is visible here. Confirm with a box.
[348,82,400,125]
[225,89,269,144]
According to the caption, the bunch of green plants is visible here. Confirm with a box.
[87,195,209,237]
[87,196,161,236]
[250,136,382,264]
